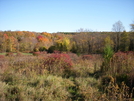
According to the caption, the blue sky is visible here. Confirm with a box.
[0,0,134,32]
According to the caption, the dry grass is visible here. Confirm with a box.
[0,52,133,101]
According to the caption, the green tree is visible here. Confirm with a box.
[101,36,114,72]
[101,45,114,72]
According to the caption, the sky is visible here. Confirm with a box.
[0,0,134,33]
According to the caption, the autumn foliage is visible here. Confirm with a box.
[0,31,134,100]
[0,31,134,53]
[44,53,73,74]
[37,35,49,42]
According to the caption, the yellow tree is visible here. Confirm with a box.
[55,37,71,52]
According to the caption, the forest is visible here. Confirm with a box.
[0,29,134,101]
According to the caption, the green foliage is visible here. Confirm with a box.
[101,45,114,72]
[47,45,57,53]
[103,45,114,62]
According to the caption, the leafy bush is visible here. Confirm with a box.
[44,53,73,75]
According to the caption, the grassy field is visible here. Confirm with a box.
[0,52,33,55]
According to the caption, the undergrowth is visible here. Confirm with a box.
[0,52,134,101]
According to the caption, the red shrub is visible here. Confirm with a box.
[113,51,128,61]
[44,53,73,73]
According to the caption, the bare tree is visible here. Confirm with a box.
[112,21,125,51]
[112,21,125,32]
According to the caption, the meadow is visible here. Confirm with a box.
[0,31,134,101]
[0,51,134,101]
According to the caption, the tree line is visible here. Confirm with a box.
[0,30,133,54]
[0,21,134,54]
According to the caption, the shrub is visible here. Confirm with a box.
[44,53,73,75]
[127,68,134,93]
[74,77,99,101]
[103,51,134,95]
[111,51,134,75]
[101,45,114,72]
[100,77,133,101]
[103,45,114,62]
[0,81,8,101]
